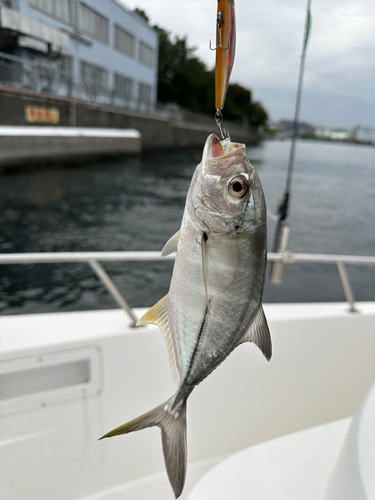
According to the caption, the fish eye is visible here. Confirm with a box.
[228,176,248,198]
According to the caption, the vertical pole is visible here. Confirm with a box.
[88,259,139,326]
[337,262,358,313]
[70,98,76,127]
[270,0,312,284]
[285,0,312,193]
[270,223,290,284]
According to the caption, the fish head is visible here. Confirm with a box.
[191,134,266,235]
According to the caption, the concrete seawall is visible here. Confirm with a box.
[0,127,142,168]
[0,87,256,150]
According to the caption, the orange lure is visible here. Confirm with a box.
[213,0,236,115]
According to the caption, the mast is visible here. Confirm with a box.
[285,0,312,194]
[270,0,312,284]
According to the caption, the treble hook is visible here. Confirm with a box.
[215,109,229,140]
[209,12,230,51]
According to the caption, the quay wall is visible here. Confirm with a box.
[0,88,255,160]
[0,128,142,168]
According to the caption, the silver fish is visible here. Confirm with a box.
[100,134,271,498]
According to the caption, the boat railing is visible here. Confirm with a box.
[1,251,375,325]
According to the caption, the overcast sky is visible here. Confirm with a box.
[121,0,375,129]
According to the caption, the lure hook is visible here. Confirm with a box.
[215,109,228,140]
[209,12,230,51]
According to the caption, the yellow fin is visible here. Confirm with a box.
[161,230,180,257]
[137,297,167,326]
[137,295,180,384]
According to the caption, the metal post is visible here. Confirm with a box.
[336,261,358,313]
[285,0,312,193]
[88,259,139,326]
[270,0,312,284]
[70,99,76,127]
[270,223,290,284]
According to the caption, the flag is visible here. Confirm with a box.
[303,8,312,54]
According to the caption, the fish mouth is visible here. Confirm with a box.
[203,134,246,173]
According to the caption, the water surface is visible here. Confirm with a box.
[0,139,374,314]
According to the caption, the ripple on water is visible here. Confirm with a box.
[0,140,374,315]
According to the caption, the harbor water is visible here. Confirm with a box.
[0,139,374,315]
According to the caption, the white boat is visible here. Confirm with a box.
[0,250,374,499]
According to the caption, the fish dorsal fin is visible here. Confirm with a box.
[241,305,272,361]
[137,295,180,384]
[161,230,180,257]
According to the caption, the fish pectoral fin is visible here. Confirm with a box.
[137,295,180,384]
[161,230,180,257]
[241,305,272,361]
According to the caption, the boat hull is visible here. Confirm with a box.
[0,302,374,499]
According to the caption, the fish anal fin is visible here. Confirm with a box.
[241,305,272,361]
[137,295,180,384]
[161,230,180,257]
[137,295,169,327]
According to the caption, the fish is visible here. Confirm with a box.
[213,0,236,114]
[100,134,271,498]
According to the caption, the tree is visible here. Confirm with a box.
[224,84,252,123]
[133,8,149,23]
[156,27,213,113]
[249,101,269,129]
[140,17,268,130]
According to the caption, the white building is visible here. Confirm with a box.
[0,0,158,109]
[352,127,375,145]
[314,127,350,142]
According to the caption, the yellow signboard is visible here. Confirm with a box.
[25,106,60,124]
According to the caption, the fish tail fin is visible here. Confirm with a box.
[99,396,187,498]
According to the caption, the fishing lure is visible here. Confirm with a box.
[210,0,236,138]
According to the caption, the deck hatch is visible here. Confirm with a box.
[0,359,91,400]
[0,346,102,415]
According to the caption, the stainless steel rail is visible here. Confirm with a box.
[1,251,375,323]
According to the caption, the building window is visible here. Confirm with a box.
[30,0,72,24]
[81,61,108,88]
[114,25,135,58]
[138,83,152,104]
[58,56,72,82]
[139,41,153,68]
[114,73,133,99]
[77,2,108,44]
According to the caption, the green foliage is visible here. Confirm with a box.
[225,84,251,122]
[154,24,268,129]
[248,101,269,129]
[133,8,149,23]
[156,27,212,113]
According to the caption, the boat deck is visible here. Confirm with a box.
[1,302,374,499]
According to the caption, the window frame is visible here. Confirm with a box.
[29,0,72,26]
[138,82,152,105]
[138,40,154,68]
[58,55,73,83]
[113,24,136,59]
[80,60,109,89]
[77,1,109,45]
[113,72,134,100]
